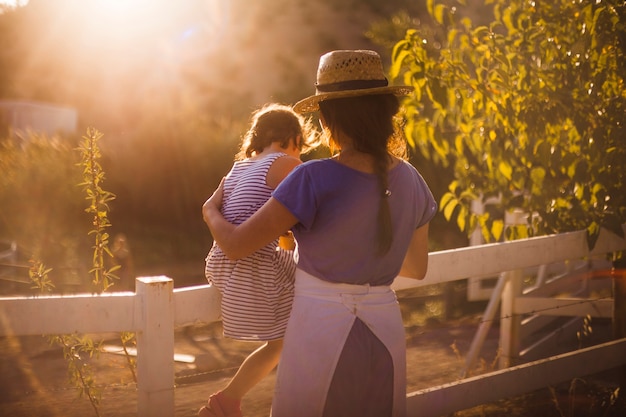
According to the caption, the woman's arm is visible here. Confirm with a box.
[399,223,430,280]
[203,185,298,260]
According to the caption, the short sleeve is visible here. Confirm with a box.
[414,170,437,229]
[272,164,317,230]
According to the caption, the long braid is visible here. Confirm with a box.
[319,94,401,255]
[372,148,393,254]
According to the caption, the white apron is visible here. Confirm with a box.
[271,269,407,417]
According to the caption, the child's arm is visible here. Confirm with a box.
[266,155,301,189]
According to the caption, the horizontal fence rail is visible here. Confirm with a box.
[392,224,626,290]
[1,224,625,417]
[407,338,626,417]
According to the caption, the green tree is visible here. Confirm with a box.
[391,0,625,248]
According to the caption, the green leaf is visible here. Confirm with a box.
[498,161,513,180]
[479,214,492,243]
[502,7,516,33]
[426,0,435,16]
[442,195,459,221]
[530,167,545,196]
[433,4,446,25]
[390,48,410,79]
[440,192,456,211]
[491,219,504,241]
[447,28,459,46]
[457,204,468,231]
[586,222,601,250]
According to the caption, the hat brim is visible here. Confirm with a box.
[293,85,414,114]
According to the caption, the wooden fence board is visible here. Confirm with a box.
[407,338,626,417]
[515,297,613,318]
[173,284,221,326]
[0,291,135,335]
[394,224,626,291]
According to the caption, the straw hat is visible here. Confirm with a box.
[293,50,414,113]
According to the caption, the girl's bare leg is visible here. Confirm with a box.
[222,338,283,399]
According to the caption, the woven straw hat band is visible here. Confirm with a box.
[316,78,388,93]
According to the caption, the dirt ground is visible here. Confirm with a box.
[1,292,623,417]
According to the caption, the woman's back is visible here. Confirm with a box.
[273,158,436,285]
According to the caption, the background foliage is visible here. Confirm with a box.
[0,133,93,289]
[1,0,454,289]
[4,0,622,290]
[391,0,626,248]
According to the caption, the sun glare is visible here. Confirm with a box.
[4,0,233,121]
[0,0,28,7]
[92,0,137,16]
[74,0,229,46]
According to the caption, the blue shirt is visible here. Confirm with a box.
[272,158,437,286]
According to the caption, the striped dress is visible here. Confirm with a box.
[205,152,296,341]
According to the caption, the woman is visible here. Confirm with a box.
[203,50,437,417]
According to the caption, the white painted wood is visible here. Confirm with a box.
[394,225,626,292]
[500,269,523,368]
[519,317,583,363]
[461,274,507,378]
[499,209,526,368]
[515,297,613,318]
[173,284,222,326]
[407,338,626,417]
[467,276,497,301]
[466,198,502,301]
[417,224,625,289]
[136,277,175,417]
[0,291,135,336]
[523,269,586,297]
[519,314,562,340]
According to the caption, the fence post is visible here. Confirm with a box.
[498,210,526,368]
[136,276,175,417]
[461,274,508,378]
[499,269,522,368]
[613,258,626,393]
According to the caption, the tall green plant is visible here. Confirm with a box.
[77,128,119,291]
[77,127,137,386]
[28,128,136,416]
[390,0,626,248]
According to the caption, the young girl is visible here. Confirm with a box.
[199,103,317,417]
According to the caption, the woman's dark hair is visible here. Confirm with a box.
[319,94,406,255]
[237,103,318,161]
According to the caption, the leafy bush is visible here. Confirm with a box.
[391,0,626,248]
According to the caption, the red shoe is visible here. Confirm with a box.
[198,391,242,417]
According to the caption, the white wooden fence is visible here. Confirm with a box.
[1,224,625,417]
